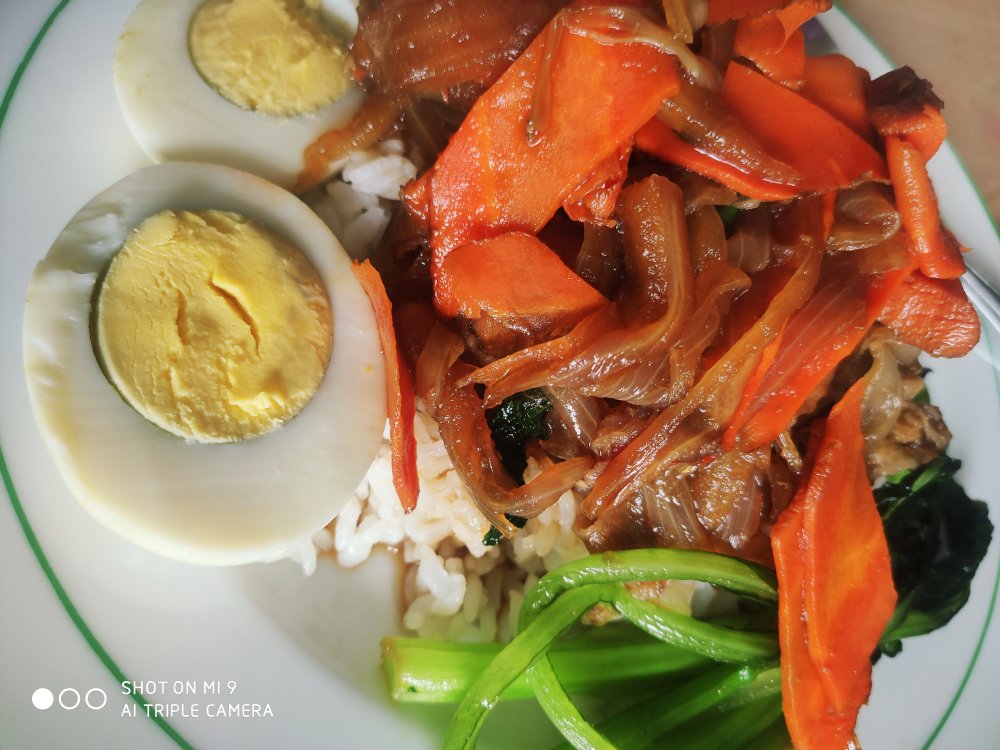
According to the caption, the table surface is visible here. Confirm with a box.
[838,0,1000,229]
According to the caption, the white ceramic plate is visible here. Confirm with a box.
[1,2,998,749]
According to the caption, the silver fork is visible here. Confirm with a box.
[963,265,1000,335]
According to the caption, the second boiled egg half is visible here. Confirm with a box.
[114,0,363,190]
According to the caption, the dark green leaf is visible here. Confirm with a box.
[716,204,740,229]
[876,456,993,655]
[482,513,528,547]
[486,388,552,483]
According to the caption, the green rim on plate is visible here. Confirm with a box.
[0,1,194,748]
[828,3,1000,743]
[1,2,998,750]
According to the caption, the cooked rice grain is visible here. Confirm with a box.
[308,143,588,641]
[329,406,588,642]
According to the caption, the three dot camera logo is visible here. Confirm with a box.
[32,687,108,711]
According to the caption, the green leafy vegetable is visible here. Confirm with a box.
[482,512,527,546]
[716,204,740,228]
[382,627,710,703]
[487,388,552,482]
[382,549,784,750]
[382,457,991,749]
[481,389,552,544]
[877,456,993,656]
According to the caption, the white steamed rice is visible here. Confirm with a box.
[309,138,416,260]
[307,145,590,642]
[314,406,590,642]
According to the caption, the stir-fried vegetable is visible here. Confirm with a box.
[877,457,994,655]
[486,389,553,482]
[435,232,608,334]
[353,260,419,512]
[403,4,686,283]
[385,549,782,750]
[772,380,896,749]
[331,0,995,747]
[877,269,980,357]
[721,62,887,193]
[384,456,990,746]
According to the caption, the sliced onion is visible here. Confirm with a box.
[577,413,717,548]
[574,222,624,299]
[669,259,751,396]
[678,173,739,217]
[827,183,901,253]
[859,327,920,443]
[727,207,772,272]
[656,77,799,185]
[591,403,655,460]
[436,363,593,535]
[580,242,822,522]
[662,0,695,44]
[414,321,465,406]
[462,175,696,408]
[460,305,620,405]
[847,230,913,275]
[698,19,736,74]
[686,205,728,275]
[542,386,605,459]
[691,446,768,550]
[353,0,566,107]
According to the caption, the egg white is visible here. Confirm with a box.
[23,162,387,566]
[113,0,364,191]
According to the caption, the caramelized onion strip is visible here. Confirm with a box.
[296,94,402,192]
[436,364,593,535]
[581,242,822,521]
[462,175,697,408]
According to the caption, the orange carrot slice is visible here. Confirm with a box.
[801,379,896,713]
[722,61,888,192]
[405,8,683,270]
[731,264,868,451]
[296,94,401,193]
[884,135,965,279]
[434,231,608,327]
[877,268,981,357]
[733,16,806,87]
[772,378,897,750]
[634,117,799,201]
[772,494,857,750]
[876,103,947,160]
[772,0,831,39]
[706,0,796,24]
[353,260,419,513]
[800,54,873,141]
[721,322,785,452]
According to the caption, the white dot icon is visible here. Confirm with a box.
[32,688,54,710]
[58,688,81,710]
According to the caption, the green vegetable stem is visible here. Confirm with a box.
[381,452,990,750]
[387,549,787,750]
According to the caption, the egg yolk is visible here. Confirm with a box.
[188,0,352,117]
[95,209,333,443]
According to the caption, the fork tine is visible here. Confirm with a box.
[962,265,1000,334]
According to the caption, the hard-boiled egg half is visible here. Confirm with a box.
[23,162,386,566]
[114,0,363,190]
